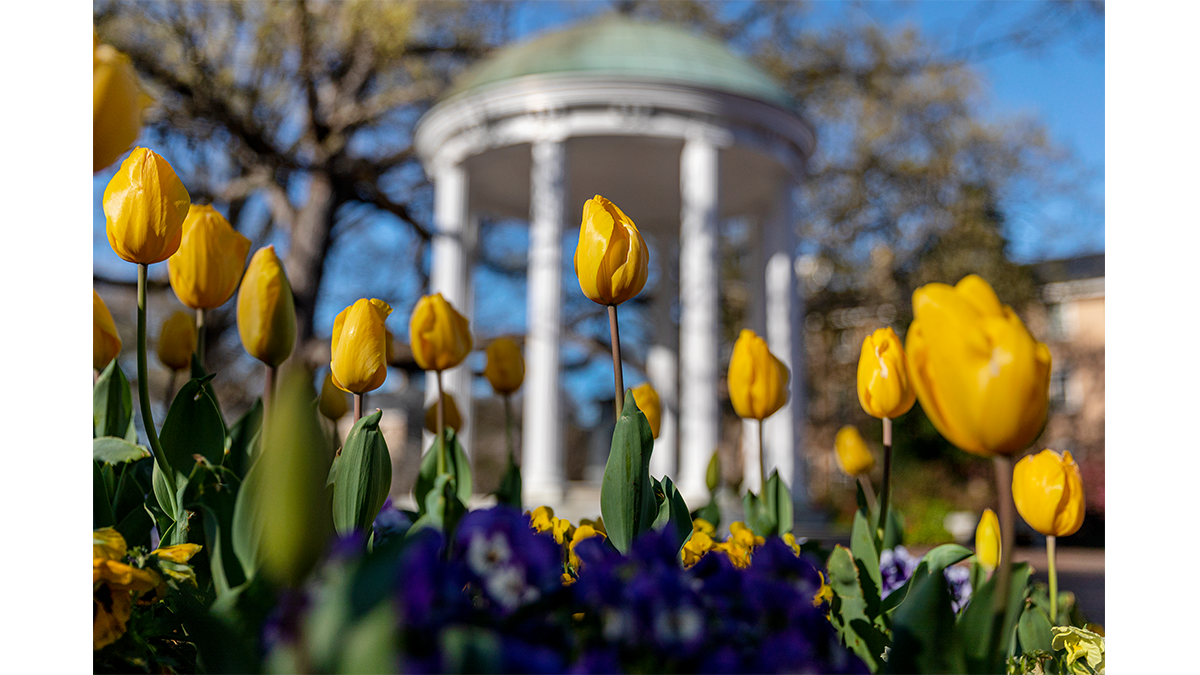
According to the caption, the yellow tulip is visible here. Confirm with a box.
[236,246,296,367]
[834,425,875,476]
[157,311,196,372]
[727,329,790,421]
[423,391,463,434]
[484,337,525,395]
[94,34,150,172]
[975,508,1001,570]
[573,195,649,306]
[409,293,472,372]
[104,147,191,265]
[318,371,349,421]
[906,275,1052,457]
[330,298,393,394]
[630,382,661,439]
[167,205,251,310]
[1012,449,1085,538]
[94,290,122,371]
[857,327,916,419]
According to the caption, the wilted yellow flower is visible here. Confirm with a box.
[975,508,1001,570]
[630,382,662,439]
[330,298,392,394]
[158,311,196,372]
[104,148,191,265]
[236,246,296,367]
[1013,449,1085,538]
[319,371,349,421]
[579,517,606,536]
[680,519,717,568]
[813,572,833,607]
[573,195,649,306]
[151,544,202,564]
[834,426,875,476]
[715,521,765,569]
[783,532,802,556]
[728,330,790,421]
[423,391,463,434]
[94,290,122,371]
[857,327,916,419]
[168,205,251,310]
[569,524,606,570]
[93,528,162,651]
[906,275,1052,457]
[409,293,472,372]
[529,506,556,534]
[1051,626,1105,675]
[94,34,150,172]
[484,337,525,395]
[93,528,127,562]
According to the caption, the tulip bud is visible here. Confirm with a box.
[409,293,472,372]
[103,148,191,265]
[94,34,151,172]
[906,275,1052,457]
[484,337,525,395]
[94,290,122,371]
[168,205,251,310]
[857,327,916,419]
[706,451,721,493]
[330,298,393,394]
[630,382,661,439]
[975,508,1001,570]
[573,195,649,306]
[236,246,296,367]
[318,371,349,421]
[423,392,463,434]
[157,311,196,372]
[727,329,790,421]
[834,426,874,476]
[1012,449,1085,538]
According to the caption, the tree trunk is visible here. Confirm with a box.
[285,171,337,349]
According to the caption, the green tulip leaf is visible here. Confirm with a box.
[850,509,884,617]
[160,374,225,476]
[599,390,657,554]
[494,455,523,510]
[152,459,181,523]
[94,359,133,440]
[706,450,721,493]
[692,500,721,530]
[93,436,150,464]
[332,410,393,535]
[410,473,466,538]
[742,491,774,538]
[225,398,263,479]
[231,462,264,580]
[880,543,973,615]
[885,565,967,674]
[415,428,472,515]
[94,461,116,528]
[957,562,1032,672]
[651,475,693,553]
[827,545,888,672]
[1017,604,1054,655]
[765,470,793,536]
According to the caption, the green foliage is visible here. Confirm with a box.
[886,569,967,674]
[224,398,262,480]
[827,545,889,672]
[160,374,225,476]
[410,473,467,539]
[599,390,657,554]
[494,455,523,510]
[415,428,472,516]
[744,471,794,538]
[332,410,392,535]
[650,475,693,553]
[94,359,135,441]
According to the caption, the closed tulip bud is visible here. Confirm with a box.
[727,329,790,421]
[168,205,251,310]
[423,392,463,434]
[975,508,1001,570]
[573,195,649,306]
[158,311,195,372]
[409,293,472,372]
[857,327,916,419]
[237,246,296,367]
[104,147,191,265]
[906,275,1052,457]
[1012,449,1085,538]
[484,337,525,395]
[330,298,393,394]
[834,426,874,476]
[318,371,349,421]
[630,382,661,439]
[94,290,123,371]
[94,34,151,172]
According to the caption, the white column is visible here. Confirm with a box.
[762,181,809,510]
[523,138,567,506]
[742,216,768,494]
[678,136,721,502]
[426,162,475,462]
[647,235,678,480]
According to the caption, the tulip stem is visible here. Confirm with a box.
[988,455,1017,671]
[264,365,277,414]
[195,308,206,370]
[436,370,446,476]
[1047,535,1059,624]
[607,304,625,419]
[877,417,893,548]
[136,264,170,479]
[504,393,515,465]
[857,475,877,512]
[354,393,363,423]
[758,420,766,490]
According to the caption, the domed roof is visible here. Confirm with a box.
[446,17,794,109]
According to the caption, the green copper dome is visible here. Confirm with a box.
[446,17,795,109]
